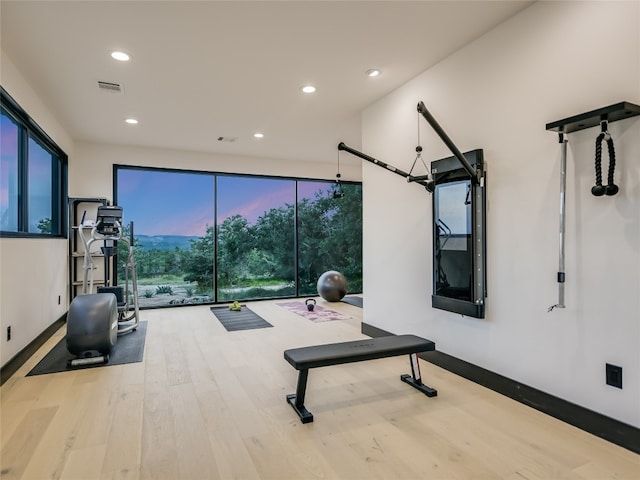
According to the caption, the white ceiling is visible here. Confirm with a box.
[1,1,533,166]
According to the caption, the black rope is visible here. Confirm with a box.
[605,136,618,195]
[592,124,618,197]
[592,133,605,196]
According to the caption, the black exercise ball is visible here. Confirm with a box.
[317,270,348,302]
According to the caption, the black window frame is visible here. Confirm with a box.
[0,86,68,238]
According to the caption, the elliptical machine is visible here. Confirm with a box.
[66,206,140,367]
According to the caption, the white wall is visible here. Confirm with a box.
[362,1,640,427]
[1,51,74,366]
[71,141,362,202]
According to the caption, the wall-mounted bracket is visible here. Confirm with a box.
[546,101,640,133]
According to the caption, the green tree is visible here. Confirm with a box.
[297,184,362,293]
[37,217,52,234]
[183,226,214,293]
[216,215,254,287]
[297,195,331,289]
[253,204,295,280]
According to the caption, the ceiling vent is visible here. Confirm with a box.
[97,81,123,93]
[217,136,237,143]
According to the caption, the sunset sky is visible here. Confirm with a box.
[115,168,332,236]
[1,114,56,231]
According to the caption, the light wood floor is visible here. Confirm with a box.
[1,298,638,480]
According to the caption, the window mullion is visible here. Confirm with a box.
[18,124,29,231]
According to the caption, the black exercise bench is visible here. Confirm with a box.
[284,334,437,423]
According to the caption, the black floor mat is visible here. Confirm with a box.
[342,296,363,308]
[27,321,147,376]
[210,305,273,331]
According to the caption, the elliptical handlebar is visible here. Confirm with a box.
[89,220,129,247]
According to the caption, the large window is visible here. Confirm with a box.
[115,168,215,306]
[0,87,67,236]
[298,181,362,295]
[216,175,296,301]
[115,166,362,308]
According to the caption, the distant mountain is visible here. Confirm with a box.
[135,234,201,251]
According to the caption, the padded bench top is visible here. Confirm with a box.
[284,334,435,370]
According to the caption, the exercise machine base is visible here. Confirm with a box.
[286,394,314,423]
[68,354,109,368]
[400,374,438,397]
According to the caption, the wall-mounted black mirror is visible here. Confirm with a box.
[432,149,486,318]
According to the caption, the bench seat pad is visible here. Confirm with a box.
[284,334,435,370]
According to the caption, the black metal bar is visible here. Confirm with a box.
[337,142,431,188]
[286,368,314,423]
[295,368,309,407]
[408,174,431,182]
[417,101,479,184]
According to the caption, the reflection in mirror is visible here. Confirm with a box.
[434,179,473,302]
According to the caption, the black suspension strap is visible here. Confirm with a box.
[592,121,618,196]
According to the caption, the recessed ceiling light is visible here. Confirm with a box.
[366,69,381,77]
[111,51,131,62]
[301,85,316,94]
[253,132,264,138]
[124,118,138,125]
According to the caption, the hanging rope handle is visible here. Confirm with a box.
[407,111,432,179]
[592,120,618,196]
[605,135,618,195]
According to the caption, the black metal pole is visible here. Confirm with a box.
[337,142,432,189]
[417,102,479,184]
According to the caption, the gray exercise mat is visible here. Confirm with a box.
[342,296,363,308]
[210,306,273,331]
[27,321,147,376]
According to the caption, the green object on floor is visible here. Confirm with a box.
[229,300,242,311]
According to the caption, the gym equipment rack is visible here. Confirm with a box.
[545,101,640,311]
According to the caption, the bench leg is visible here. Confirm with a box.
[286,368,314,423]
[400,353,437,397]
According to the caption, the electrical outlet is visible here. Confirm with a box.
[606,363,622,389]
[6,326,11,341]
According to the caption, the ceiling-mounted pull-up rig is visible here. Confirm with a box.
[340,101,487,318]
[545,101,640,312]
